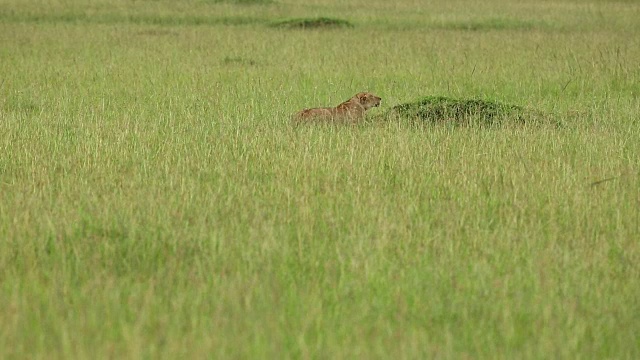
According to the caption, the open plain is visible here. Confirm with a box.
[1,0,639,358]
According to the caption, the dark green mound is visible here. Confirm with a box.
[271,17,354,29]
[386,96,547,126]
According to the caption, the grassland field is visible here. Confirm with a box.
[1,0,639,358]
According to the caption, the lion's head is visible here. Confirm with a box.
[356,92,382,110]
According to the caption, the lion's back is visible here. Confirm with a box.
[292,107,334,123]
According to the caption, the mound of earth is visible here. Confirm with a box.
[386,96,547,126]
[271,17,354,29]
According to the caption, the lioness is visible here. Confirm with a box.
[292,92,382,124]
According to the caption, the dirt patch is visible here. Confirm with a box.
[271,17,354,29]
[431,18,548,32]
[222,56,258,66]
[207,0,274,3]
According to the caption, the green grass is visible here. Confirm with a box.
[1,0,639,358]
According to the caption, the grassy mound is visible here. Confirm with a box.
[271,17,354,29]
[386,96,548,126]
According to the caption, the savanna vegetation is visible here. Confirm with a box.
[1,0,639,358]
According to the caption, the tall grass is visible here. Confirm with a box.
[1,0,639,358]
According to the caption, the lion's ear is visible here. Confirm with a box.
[358,93,367,103]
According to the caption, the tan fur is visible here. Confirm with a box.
[292,92,382,124]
